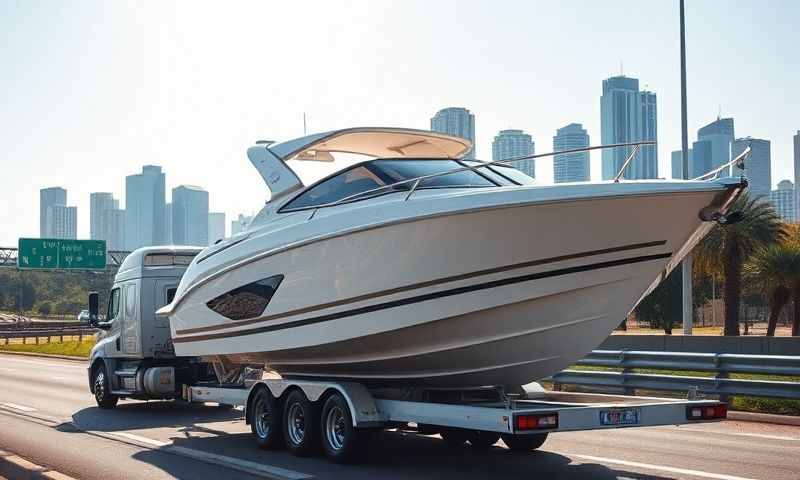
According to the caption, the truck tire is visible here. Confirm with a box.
[501,432,548,451]
[92,364,118,409]
[440,428,470,447]
[250,388,283,450]
[282,390,320,456]
[468,431,501,449]
[320,392,366,463]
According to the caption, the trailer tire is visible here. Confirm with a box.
[283,390,320,456]
[250,388,283,450]
[92,364,118,409]
[320,392,366,463]
[501,432,548,451]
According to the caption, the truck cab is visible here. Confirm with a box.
[87,246,213,408]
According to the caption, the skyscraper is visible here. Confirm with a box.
[172,185,209,246]
[600,76,658,180]
[125,165,166,250]
[671,149,692,179]
[102,208,126,251]
[639,90,658,178]
[90,192,119,240]
[769,180,796,222]
[492,129,534,177]
[231,214,253,235]
[39,187,66,237]
[208,212,226,245]
[690,140,713,178]
[553,123,589,183]
[732,137,771,199]
[693,117,735,178]
[794,131,800,219]
[431,107,475,159]
[46,205,77,239]
[165,203,172,244]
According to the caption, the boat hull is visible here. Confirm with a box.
[169,181,738,388]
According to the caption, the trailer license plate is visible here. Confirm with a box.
[600,408,640,426]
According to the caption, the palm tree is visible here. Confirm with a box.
[744,244,799,336]
[694,192,784,336]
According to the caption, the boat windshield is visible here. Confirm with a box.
[281,159,507,211]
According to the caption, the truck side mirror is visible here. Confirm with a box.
[88,292,100,326]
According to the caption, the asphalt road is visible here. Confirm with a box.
[0,353,798,480]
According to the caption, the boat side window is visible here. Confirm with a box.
[166,287,177,305]
[107,287,121,322]
[488,164,536,185]
[207,275,284,321]
[372,160,496,189]
[459,161,515,186]
[283,166,388,210]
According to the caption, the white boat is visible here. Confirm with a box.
[158,127,745,389]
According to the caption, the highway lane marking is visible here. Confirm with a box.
[87,429,312,480]
[0,448,77,480]
[105,431,170,447]
[569,453,759,480]
[0,356,86,369]
[675,427,800,442]
[1,405,313,480]
[1,402,37,412]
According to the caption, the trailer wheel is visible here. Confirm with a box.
[320,392,367,463]
[501,432,548,451]
[92,364,118,409]
[250,388,283,450]
[283,390,320,456]
[468,431,501,449]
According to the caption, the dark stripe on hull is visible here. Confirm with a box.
[173,251,671,343]
[176,239,667,335]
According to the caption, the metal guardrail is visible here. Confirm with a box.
[551,350,800,400]
[0,325,97,345]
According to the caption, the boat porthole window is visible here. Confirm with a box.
[206,275,284,321]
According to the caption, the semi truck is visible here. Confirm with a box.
[87,246,727,463]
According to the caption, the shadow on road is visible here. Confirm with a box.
[61,401,678,479]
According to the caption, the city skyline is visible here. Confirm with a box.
[3,1,799,246]
[553,123,590,183]
[491,129,535,177]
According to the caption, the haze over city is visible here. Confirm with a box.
[2,0,799,246]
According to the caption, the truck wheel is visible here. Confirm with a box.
[468,431,501,449]
[283,390,320,456]
[440,428,470,447]
[250,388,283,450]
[501,432,548,451]
[320,392,365,463]
[92,364,118,409]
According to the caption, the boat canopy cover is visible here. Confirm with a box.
[269,127,472,162]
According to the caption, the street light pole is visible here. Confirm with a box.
[680,0,693,335]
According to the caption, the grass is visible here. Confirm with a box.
[560,364,800,416]
[0,338,94,358]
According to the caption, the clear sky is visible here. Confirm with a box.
[1,0,798,246]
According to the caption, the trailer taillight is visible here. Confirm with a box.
[515,413,558,431]
[686,404,727,420]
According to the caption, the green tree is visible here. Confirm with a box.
[635,267,682,334]
[38,301,52,317]
[694,192,785,336]
[746,224,800,336]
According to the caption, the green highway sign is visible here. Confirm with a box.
[17,238,107,270]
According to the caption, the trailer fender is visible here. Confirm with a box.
[257,380,386,427]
